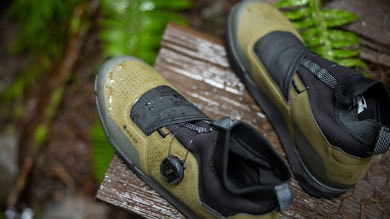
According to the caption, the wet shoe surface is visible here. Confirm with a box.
[95,56,292,218]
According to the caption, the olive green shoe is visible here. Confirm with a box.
[226,0,390,197]
[95,56,292,218]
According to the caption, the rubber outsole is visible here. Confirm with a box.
[225,2,348,198]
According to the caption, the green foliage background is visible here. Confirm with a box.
[2,0,192,184]
[2,0,81,107]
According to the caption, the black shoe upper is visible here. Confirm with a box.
[298,52,390,157]
[165,118,291,216]
[130,85,292,216]
[254,31,390,157]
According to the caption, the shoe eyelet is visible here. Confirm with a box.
[160,155,185,184]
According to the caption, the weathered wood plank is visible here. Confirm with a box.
[326,0,390,67]
[96,155,184,218]
[96,23,390,219]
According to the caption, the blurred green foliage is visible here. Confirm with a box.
[99,0,191,64]
[92,0,192,182]
[2,0,192,183]
[276,0,367,70]
[2,0,82,103]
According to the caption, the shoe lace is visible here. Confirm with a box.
[167,121,212,163]
[301,58,358,108]
[161,121,212,184]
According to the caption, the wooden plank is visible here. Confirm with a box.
[96,156,184,218]
[326,0,390,67]
[96,23,390,218]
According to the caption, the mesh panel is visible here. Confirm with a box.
[297,52,372,157]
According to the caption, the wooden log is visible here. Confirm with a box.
[96,23,390,219]
[326,0,390,67]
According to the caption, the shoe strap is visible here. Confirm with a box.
[301,58,358,107]
[130,86,211,135]
[373,127,390,155]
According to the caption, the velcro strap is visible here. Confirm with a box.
[130,86,210,135]
[275,183,292,211]
[373,127,390,154]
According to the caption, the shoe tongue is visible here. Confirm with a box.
[212,118,290,194]
[226,140,280,187]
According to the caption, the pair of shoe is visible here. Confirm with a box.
[95,0,390,218]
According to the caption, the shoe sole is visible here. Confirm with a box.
[225,1,347,198]
[95,56,199,218]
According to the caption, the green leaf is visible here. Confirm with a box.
[300,27,321,38]
[305,36,323,47]
[320,9,358,27]
[328,39,359,49]
[283,7,312,20]
[336,58,368,68]
[326,29,359,41]
[292,18,316,29]
[139,0,192,11]
[275,0,309,8]
[331,49,360,59]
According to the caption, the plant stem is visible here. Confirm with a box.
[312,0,331,59]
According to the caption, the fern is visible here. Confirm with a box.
[92,0,192,182]
[99,0,191,64]
[275,0,367,70]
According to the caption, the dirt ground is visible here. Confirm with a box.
[0,0,389,218]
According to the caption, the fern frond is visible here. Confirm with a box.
[92,0,191,182]
[276,0,367,69]
[99,0,191,64]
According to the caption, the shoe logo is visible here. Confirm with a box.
[357,95,367,114]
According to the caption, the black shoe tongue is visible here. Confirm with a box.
[212,119,290,196]
[226,142,278,188]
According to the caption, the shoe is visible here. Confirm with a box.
[95,56,292,218]
[226,0,390,198]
